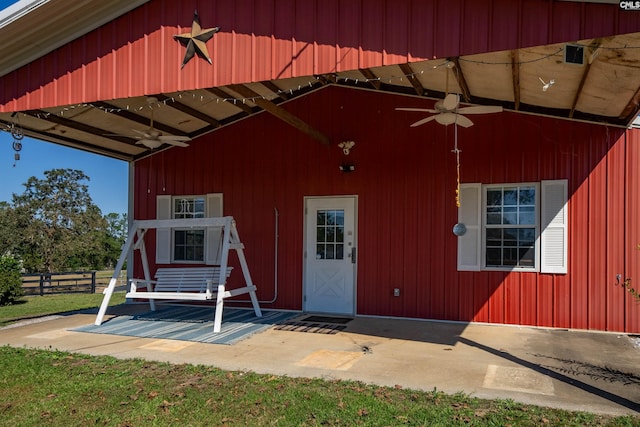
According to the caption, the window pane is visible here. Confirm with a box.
[484,185,538,269]
[317,227,325,243]
[174,246,185,260]
[487,207,502,225]
[336,244,344,259]
[503,207,517,225]
[317,212,326,226]
[504,188,518,205]
[487,190,502,206]
[316,244,325,259]
[486,229,502,246]
[519,187,535,206]
[519,206,535,225]
[519,247,535,266]
[326,227,335,242]
[503,228,518,246]
[486,248,502,266]
[326,244,335,259]
[503,248,519,265]
[519,228,535,245]
[335,211,344,225]
[326,211,336,225]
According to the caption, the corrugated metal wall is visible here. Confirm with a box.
[134,86,640,333]
[2,0,640,111]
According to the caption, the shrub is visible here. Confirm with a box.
[0,254,24,305]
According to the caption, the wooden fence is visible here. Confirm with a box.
[21,271,125,295]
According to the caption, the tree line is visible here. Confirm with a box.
[0,168,127,273]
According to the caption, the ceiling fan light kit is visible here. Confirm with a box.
[108,96,192,149]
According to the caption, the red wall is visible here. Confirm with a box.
[2,0,640,112]
[134,86,640,333]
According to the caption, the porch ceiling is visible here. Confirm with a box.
[1,32,639,162]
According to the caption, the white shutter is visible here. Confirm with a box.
[541,180,568,274]
[155,195,172,264]
[457,183,482,271]
[205,193,224,265]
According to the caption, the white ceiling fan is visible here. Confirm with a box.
[396,93,503,128]
[109,97,191,149]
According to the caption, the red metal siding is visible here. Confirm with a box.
[132,86,640,333]
[3,0,640,111]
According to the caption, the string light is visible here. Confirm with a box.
[5,39,639,121]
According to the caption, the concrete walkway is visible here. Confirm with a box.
[1,303,639,417]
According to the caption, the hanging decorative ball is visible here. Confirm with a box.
[452,223,467,236]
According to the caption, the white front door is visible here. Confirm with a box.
[304,196,357,315]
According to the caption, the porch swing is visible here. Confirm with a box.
[94,216,262,332]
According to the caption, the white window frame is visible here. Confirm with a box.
[155,193,223,265]
[172,195,207,263]
[481,183,540,272]
[457,180,567,274]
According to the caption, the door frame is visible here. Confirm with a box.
[302,195,358,315]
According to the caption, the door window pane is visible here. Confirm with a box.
[315,209,345,260]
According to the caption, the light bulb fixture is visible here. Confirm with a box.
[538,77,555,92]
[338,140,355,155]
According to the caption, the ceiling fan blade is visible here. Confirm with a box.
[164,140,190,147]
[443,93,460,111]
[457,105,503,114]
[410,115,438,127]
[158,135,191,142]
[396,107,438,113]
[455,114,474,128]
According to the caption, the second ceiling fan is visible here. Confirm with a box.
[396,93,503,128]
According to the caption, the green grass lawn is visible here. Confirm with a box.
[1,346,638,427]
[0,292,126,327]
[0,294,638,426]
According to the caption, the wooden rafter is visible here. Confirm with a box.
[227,84,331,146]
[260,80,289,100]
[511,50,521,111]
[398,63,425,96]
[569,39,602,118]
[155,94,222,128]
[451,58,471,102]
[205,87,254,114]
[620,85,640,124]
[358,68,381,90]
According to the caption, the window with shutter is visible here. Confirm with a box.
[155,193,223,264]
[456,180,567,274]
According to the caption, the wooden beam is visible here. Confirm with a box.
[260,80,289,100]
[569,39,602,118]
[619,85,640,125]
[511,50,521,111]
[451,58,471,102]
[227,84,331,146]
[358,68,381,90]
[205,87,254,114]
[398,63,425,96]
[155,94,222,128]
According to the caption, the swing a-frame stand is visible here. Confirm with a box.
[95,216,262,332]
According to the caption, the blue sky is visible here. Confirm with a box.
[0,0,129,215]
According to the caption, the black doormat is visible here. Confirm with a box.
[273,321,347,334]
[300,316,353,324]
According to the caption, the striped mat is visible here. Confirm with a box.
[73,306,299,345]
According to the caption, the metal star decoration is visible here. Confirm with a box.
[174,10,220,68]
